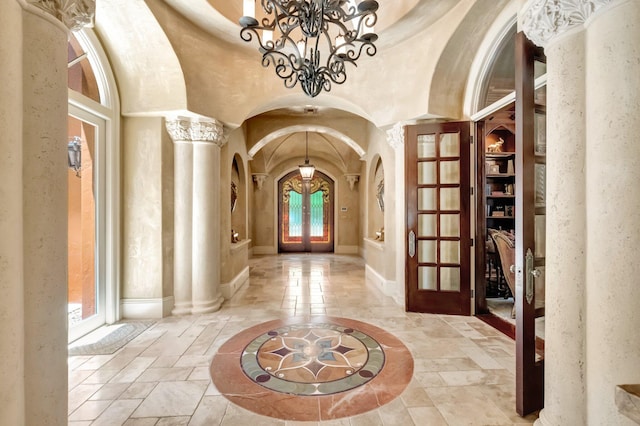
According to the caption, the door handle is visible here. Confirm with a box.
[408,230,416,258]
[525,248,536,305]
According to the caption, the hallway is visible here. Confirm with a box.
[68,254,538,425]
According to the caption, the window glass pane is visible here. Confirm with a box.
[440,133,459,157]
[440,160,460,184]
[440,214,460,237]
[418,241,436,263]
[440,188,460,211]
[535,214,546,259]
[418,214,437,237]
[535,113,546,155]
[289,191,302,237]
[535,164,546,207]
[418,162,436,185]
[535,82,547,106]
[440,267,460,291]
[418,267,437,290]
[309,191,324,237]
[418,188,437,211]
[67,116,97,326]
[440,241,460,264]
[418,134,436,158]
[68,34,100,103]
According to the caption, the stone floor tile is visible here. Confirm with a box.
[131,381,208,418]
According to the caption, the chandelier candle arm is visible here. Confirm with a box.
[239,0,379,98]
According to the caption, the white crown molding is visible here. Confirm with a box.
[28,0,95,31]
[165,116,227,146]
[521,0,614,47]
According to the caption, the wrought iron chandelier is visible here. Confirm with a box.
[239,0,379,98]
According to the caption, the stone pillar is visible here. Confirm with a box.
[0,1,94,425]
[165,117,226,315]
[522,0,640,424]
[166,120,194,315]
[0,3,26,424]
[191,119,226,313]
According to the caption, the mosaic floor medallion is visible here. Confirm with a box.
[210,317,413,421]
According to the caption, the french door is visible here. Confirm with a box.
[514,31,546,415]
[67,105,107,341]
[278,171,334,253]
[405,122,471,315]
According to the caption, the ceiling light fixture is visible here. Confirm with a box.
[298,132,315,180]
[239,0,379,98]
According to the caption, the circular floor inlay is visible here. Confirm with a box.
[210,317,414,421]
[241,323,384,395]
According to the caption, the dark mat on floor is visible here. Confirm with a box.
[68,320,155,356]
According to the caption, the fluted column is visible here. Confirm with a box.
[522,1,640,424]
[165,116,227,315]
[166,119,194,315]
[191,118,226,313]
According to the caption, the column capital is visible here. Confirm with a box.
[521,0,615,47]
[165,116,227,147]
[386,122,406,150]
[28,0,95,31]
[344,174,360,191]
[252,173,268,191]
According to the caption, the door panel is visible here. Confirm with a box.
[278,171,334,252]
[406,122,471,315]
[515,31,546,415]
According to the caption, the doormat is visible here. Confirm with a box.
[68,320,155,356]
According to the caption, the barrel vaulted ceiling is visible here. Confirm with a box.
[94,0,512,171]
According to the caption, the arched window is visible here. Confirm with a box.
[67,30,120,342]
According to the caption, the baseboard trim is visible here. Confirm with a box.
[120,296,174,319]
[221,266,250,300]
[252,246,277,255]
[335,245,359,254]
[365,265,399,304]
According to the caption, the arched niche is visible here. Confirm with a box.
[368,156,385,240]
[231,154,247,242]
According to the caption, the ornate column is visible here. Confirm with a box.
[522,1,640,424]
[165,118,194,315]
[0,1,94,425]
[190,118,227,313]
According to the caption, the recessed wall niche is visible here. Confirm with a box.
[369,157,384,241]
[231,155,247,241]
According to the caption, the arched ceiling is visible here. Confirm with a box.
[97,0,514,128]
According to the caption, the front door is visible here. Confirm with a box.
[278,171,334,252]
[405,122,471,315]
[514,31,546,415]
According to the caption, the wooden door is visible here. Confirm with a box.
[278,171,334,253]
[514,31,546,415]
[405,122,471,315]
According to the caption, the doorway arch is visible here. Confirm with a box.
[278,170,334,253]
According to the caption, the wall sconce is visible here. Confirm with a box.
[68,136,82,177]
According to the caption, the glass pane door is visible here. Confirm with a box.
[279,171,334,252]
[406,122,471,315]
[68,110,106,342]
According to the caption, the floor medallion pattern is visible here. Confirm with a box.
[210,316,413,421]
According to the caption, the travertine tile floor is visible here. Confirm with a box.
[68,254,539,425]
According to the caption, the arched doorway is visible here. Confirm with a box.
[278,171,334,253]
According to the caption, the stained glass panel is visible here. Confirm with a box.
[310,191,324,237]
[288,191,302,237]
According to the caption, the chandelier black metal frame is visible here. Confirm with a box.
[239,0,379,98]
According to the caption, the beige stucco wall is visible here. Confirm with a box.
[122,117,172,302]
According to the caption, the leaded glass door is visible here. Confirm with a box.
[405,122,471,315]
[278,171,334,252]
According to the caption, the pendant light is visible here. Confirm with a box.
[298,131,315,181]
